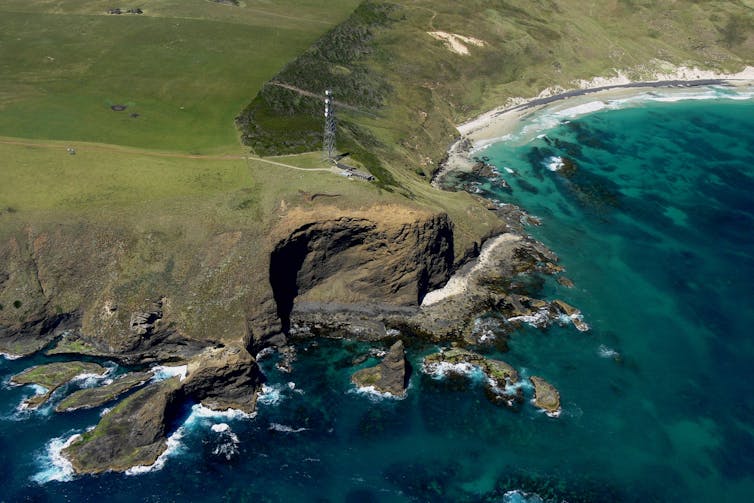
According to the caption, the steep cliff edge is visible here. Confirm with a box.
[267,206,453,334]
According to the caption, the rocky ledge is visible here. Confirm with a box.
[60,346,261,474]
[55,371,152,412]
[351,340,408,397]
[423,348,522,406]
[529,376,561,417]
[11,361,106,409]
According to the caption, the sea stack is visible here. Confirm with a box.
[351,340,408,397]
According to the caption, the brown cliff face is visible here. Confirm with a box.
[1,204,458,356]
[267,209,453,334]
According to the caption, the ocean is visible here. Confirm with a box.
[2,86,754,502]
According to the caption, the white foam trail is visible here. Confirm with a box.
[31,432,82,484]
[99,407,112,417]
[150,365,187,382]
[268,422,309,433]
[0,352,21,360]
[125,428,185,475]
[598,344,620,359]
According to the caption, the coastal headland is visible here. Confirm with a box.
[1,0,753,475]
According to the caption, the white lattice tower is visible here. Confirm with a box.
[323,89,336,160]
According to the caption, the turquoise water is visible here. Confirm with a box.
[2,88,754,501]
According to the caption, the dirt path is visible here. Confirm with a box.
[269,82,375,116]
[0,137,335,172]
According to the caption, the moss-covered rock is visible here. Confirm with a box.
[63,377,183,474]
[351,340,407,397]
[422,348,521,405]
[11,361,106,409]
[529,376,561,417]
[55,371,152,413]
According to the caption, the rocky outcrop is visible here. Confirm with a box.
[423,348,521,405]
[182,346,262,413]
[268,210,454,334]
[63,377,184,474]
[62,346,262,473]
[529,376,561,417]
[11,361,106,409]
[351,340,408,397]
[55,371,152,412]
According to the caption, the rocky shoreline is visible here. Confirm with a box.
[0,109,592,476]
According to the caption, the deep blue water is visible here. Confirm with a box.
[2,87,754,502]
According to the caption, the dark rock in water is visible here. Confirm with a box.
[55,371,152,412]
[558,156,578,177]
[351,340,408,397]
[552,299,589,331]
[63,377,183,474]
[516,178,539,194]
[11,361,106,409]
[422,348,521,405]
[557,276,575,288]
[529,376,561,416]
[62,346,262,473]
[183,346,262,413]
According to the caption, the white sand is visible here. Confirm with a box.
[457,65,754,143]
[427,31,485,56]
[421,233,521,306]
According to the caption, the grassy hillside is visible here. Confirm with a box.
[238,0,754,179]
[0,0,360,152]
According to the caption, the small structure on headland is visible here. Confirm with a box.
[336,162,375,181]
[323,89,374,181]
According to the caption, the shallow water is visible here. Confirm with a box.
[2,88,754,502]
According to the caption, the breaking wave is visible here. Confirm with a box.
[31,431,82,484]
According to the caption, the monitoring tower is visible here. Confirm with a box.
[323,89,336,161]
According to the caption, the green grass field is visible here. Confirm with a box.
[1,0,751,255]
[0,0,359,152]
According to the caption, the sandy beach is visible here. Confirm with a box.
[436,65,754,181]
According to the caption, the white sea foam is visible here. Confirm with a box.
[544,155,565,172]
[504,167,515,174]
[31,432,82,484]
[507,308,553,328]
[254,347,276,361]
[598,344,620,359]
[422,361,487,382]
[490,85,754,146]
[348,385,406,402]
[150,364,188,382]
[210,423,240,460]
[268,422,309,433]
[0,352,21,360]
[257,383,286,406]
[70,370,110,388]
[502,489,546,503]
[125,427,185,475]
[99,407,112,417]
[191,403,256,421]
[211,423,230,433]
